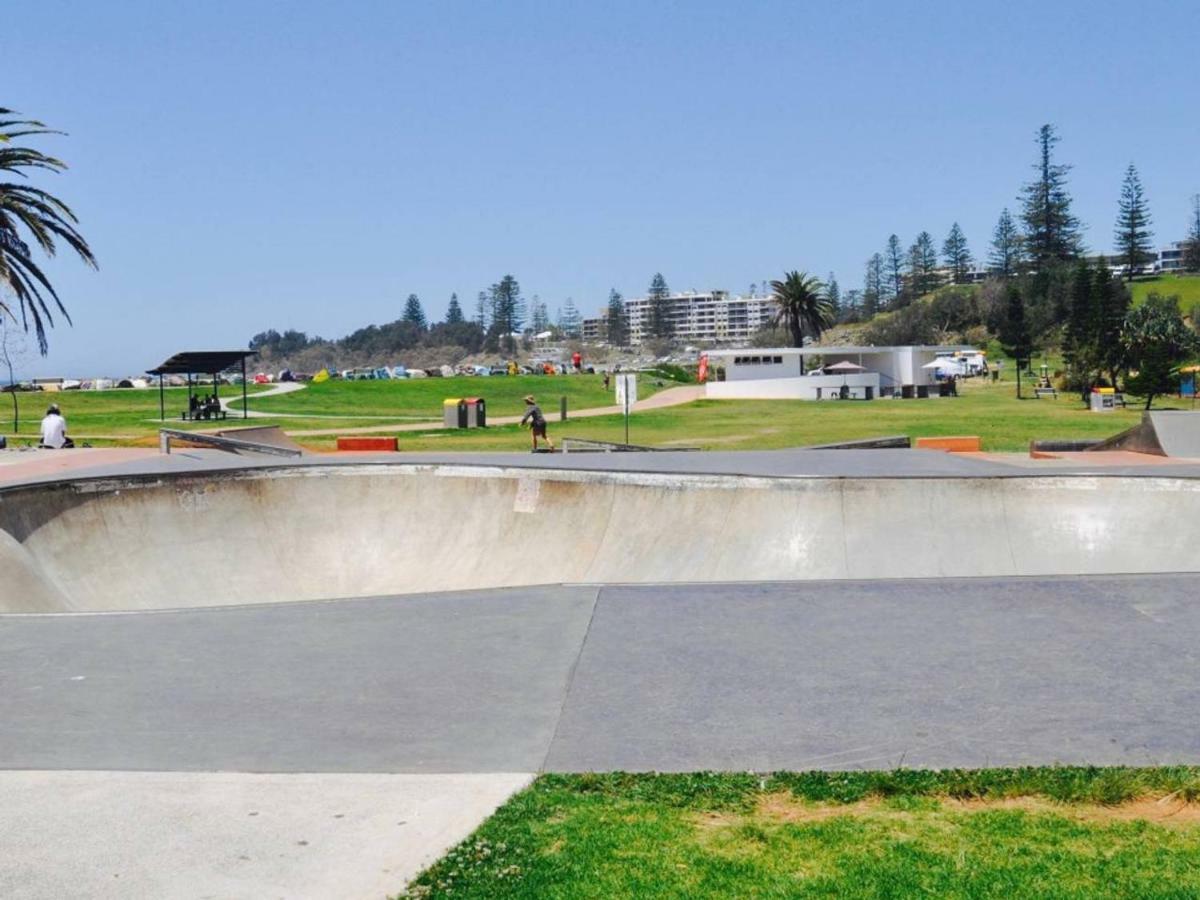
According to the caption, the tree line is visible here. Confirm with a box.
[832,125,1200,326]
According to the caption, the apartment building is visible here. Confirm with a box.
[1157,242,1188,273]
[622,291,776,345]
[580,317,607,343]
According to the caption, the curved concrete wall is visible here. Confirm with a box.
[1,465,1198,612]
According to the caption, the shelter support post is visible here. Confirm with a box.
[242,359,247,419]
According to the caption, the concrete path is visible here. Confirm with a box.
[219,379,307,418]
[287,384,706,436]
[0,771,530,900]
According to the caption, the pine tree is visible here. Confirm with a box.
[989,208,1023,277]
[826,272,841,321]
[1184,194,1200,272]
[445,293,464,324]
[647,273,672,339]
[402,293,427,330]
[559,298,581,337]
[606,289,629,347]
[862,254,884,318]
[841,289,863,323]
[530,296,549,333]
[907,231,941,297]
[998,282,1034,397]
[1064,259,1097,395]
[942,222,972,284]
[1019,124,1082,272]
[475,291,489,329]
[1094,258,1130,384]
[1114,164,1153,280]
[490,275,522,353]
[885,234,904,302]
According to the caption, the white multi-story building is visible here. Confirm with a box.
[623,291,776,345]
[1156,242,1188,273]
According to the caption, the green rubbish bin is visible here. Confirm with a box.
[443,398,467,428]
[464,397,486,427]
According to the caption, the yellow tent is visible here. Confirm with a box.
[313,368,330,383]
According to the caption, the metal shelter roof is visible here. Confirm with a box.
[147,351,256,376]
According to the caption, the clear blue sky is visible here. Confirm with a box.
[8,0,1198,376]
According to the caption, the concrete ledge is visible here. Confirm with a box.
[915,435,982,452]
[335,436,398,452]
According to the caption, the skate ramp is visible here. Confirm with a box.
[2,463,1200,613]
[212,425,305,454]
[1089,411,1200,458]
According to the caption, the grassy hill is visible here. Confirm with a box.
[1127,273,1200,311]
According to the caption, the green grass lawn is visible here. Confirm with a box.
[1128,273,1200,310]
[238,373,660,420]
[287,377,1170,454]
[398,767,1200,899]
[5,373,1184,454]
[0,385,399,447]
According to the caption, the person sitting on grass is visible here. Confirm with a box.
[520,395,553,451]
[39,404,74,449]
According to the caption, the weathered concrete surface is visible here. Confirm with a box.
[0,771,530,900]
[4,578,1200,774]
[0,586,596,772]
[4,460,1200,611]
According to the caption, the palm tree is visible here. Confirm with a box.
[769,271,832,371]
[1,109,96,353]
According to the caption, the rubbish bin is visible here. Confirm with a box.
[443,398,467,428]
[917,385,929,399]
[463,397,486,428]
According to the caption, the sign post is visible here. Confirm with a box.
[615,373,637,445]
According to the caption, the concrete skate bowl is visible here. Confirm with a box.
[2,463,1199,613]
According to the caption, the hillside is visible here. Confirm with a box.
[1127,273,1200,310]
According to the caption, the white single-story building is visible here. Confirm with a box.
[704,345,979,400]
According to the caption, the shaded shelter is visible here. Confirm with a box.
[147,350,257,421]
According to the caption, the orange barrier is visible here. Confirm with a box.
[915,436,982,453]
[336,436,398,452]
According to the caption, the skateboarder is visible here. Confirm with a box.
[520,395,554,451]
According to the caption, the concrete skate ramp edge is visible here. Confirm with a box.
[1089,411,1200,458]
[1,464,1198,612]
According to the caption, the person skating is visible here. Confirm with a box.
[520,395,554,451]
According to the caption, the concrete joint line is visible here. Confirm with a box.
[541,585,602,772]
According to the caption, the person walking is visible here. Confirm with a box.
[602,370,611,392]
[39,403,74,448]
[520,395,553,451]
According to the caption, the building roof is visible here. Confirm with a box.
[705,345,976,358]
[147,350,257,376]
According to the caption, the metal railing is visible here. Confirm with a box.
[560,437,698,453]
[158,428,302,458]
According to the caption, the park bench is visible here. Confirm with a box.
[1034,387,1058,399]
[180,408,228,422]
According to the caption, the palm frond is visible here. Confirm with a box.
[0,108,94,353]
